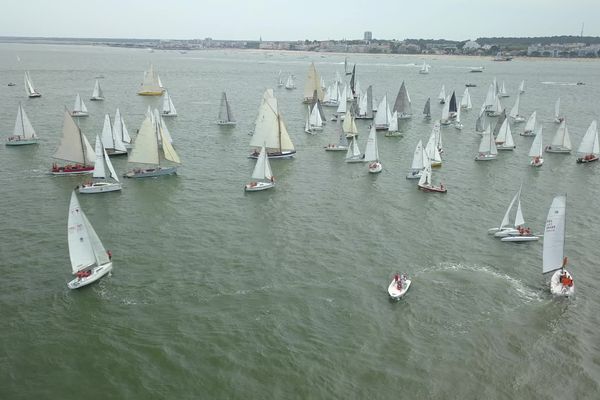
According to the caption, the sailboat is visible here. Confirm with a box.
[374,95,392,130]
[305,104,323,134]
[543,195,574,296]
[545,120,572,153]
[460,88,472,109]
[277,70,284,87]
[78,136,122,194]
[423,98,431,120]
[425,125,443,167]
[406,140,426,179]
[333,85,348,119]
[161,90,177,117]
[475,126,498,161]
[486,96,504,117]
[417,161,446,193]
[365,125,382,173]
[90,79,104,101]
[498,81,509,97]
[454,106,463,130]
[438,85,446,104]
[123,115,181,178]
[250,90,295,159]
[245,145,274,192]
[489,187,539,242]
[345,136,365,163]
[285,75,296,90]
[324,123,349,152]
[323,82,340,107]
[385,111,401,137]
[342,110,358,138]
[66,191,113,289]
[518,80,525,94]
[495,119,516,150]
[576,120,599,163]
[71,94,89,117]
[216,92,236,125]
[51,111,95,175]
[554,98,564,123]
[508,93,525,123]
[6,103,39,146]
[484,84,496,112]
[448,91,458,119]
[113,108,132,150]
[521,111,537,136]
[355,85,373,119]
[24,71,41,98]
[440,96,451,125]
[302,63,323,103]
[344,58,352,76]
[419,62,430,74]
[137,64,164,96]
[95,114,126,157]
[392,81,412,119]
[529,126,544,167]
[475,104,490,133]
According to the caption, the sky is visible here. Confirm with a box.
[2,0,599,41]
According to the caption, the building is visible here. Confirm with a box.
[364,31,372,41]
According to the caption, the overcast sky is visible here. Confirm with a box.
[2,0,598,41]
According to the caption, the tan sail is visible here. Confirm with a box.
[303,63,323,102]
[53,111,94,164]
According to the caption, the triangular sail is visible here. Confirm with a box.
[410,140,424,170]
[101,114,114,149]
[393,81,412,116]
[554,98,560,119]
[423,98,431,117]
[139,64,163,94]
[500,189,520,229]
[418,163,432,186]
[576,120,598,156]
[303,63,323,101]
[542,195,567,274]
[509,94,521,119]
[24,71,36,95]
[528,127,544,157]
[162,91,177,114]
[364,126,379,161]
[551,120,572,149]
[251,145,273,181]
[73,93,88,113]
[342,111,358,135]
[92,79,103,99]
[514,199,525,228]
[113,109,131,145]
[128,117,159,165]
[68,192,108,273]
[92,136,107,179]
[438,85,446,102]
[374,96,390,126]
[13,104,37,139]
[53,111,94,164]
[337,86,347,114]
[388,111,399,132]
[524,111,537,132]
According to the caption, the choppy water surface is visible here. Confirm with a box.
[1,44,599,399]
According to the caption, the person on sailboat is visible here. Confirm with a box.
[107,250,112,261]
[559,257,574,287]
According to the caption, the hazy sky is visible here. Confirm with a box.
[2,0,599,41]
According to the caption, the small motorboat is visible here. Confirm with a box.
[388,273,411,300]
[8,82,16,86]
[465,83,477,87]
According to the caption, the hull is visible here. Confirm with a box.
[28,93,42,98]
[497,146,515,151]
[244,181,274,192]
[137,90,164,96]
[500,235,539,242]
[384,131,403,137]
[71,112,89,118]
[324,145,347,152]
[388,279,412,299]
[431,161,442,168]
[216,121,236,126]
[6,137,38,146]
[105,148,128,157]
[475,154,497,161]
[78,181,122,194]
[418,184,447,193]
[89,97,104,101]
[576,155,599,164]
[545,145,571,154]
[67,262,113,290]
[368,162,382,174]
[520,131,535,137]
[345,155,366,163]
[162,112,177,117]
[531,158,544,167]
[550,269,575,297]
[494,228,519,238]
[374,124,389,131]
[51,164,94,175]
[249,150,295,160]
[513,116,525,123]
[406,170,423,180]
[123,166,177,178]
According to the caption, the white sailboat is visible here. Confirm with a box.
[24,71,41,98]
[90,79,104,101]
[385,111,401,137]
[545,120,572,153]
[342,110,358,138]
[475,126,498,161]
[438,85,446,104]
[250,90,295,159]
[355,85,373,119]
[51,111,95,175]
[491,188,539,242]
[98,114,127,156]
[495,119,516,150]
[113,108,132,150]
[216,92,236,125]
[460,88,472,110]
[123,115,181,178]
[245,145,274,192]
[542,195,574,296]
[364,125,382,173]
[440,96,451,125]
[518,80,525,94]
[277,70,284,87]
[554,98,564,123]
[423,97,431,119]
[137,64,164,96]
[417,161,446,193]
[6,103,39,146]
[484,84,496,112]
[307,103,323,133]
[345,136,365,163]
[66,191,113,289]
[498,81,509,97]
[486,96,504,117]
[406,140,426,179]
[508,93,525,123]
[303,63,323,103]
[419,62,430,74]
[576,120,599,163]
[334,85,348,119]
[71,93,89,117]
[79,136,122,194]
[285,75,296,90]
[488,187,521,235]
[454,106,463,130]
[425,126,442,167]
[528,126,544,167]
[324,124,348,152]
[521,111,537,136]
[161,90,177,117]
[374,95,392,130]
[323,82,340,107]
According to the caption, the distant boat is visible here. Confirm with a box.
[493,52,513,61]
[355,85,373,119]
[24,71,41,98]
[305,104,323,134]
[374,95,392,130]
[323,82,340,107]
[344,57,352,76]
[345,136,365,163]
[423,97,431,120]
[285,74,296,90]
[6,103,39,146]
[245,145,275,192]
[425,124,443,167]
[486,96,504,117]
[554,98,564,123]
[419,62,430,74]
[498,81,509,98]
[277,70,284,87]
[460,88,472,110]
[8,82,16,86]
[576,120,599,163]
[123,115,181,178]
[469,66,484,73]
[100,114,127,157]
[78,135,122,194]
[521,111,537,136]
[518,80,525,94]
[508,94,525,123]
[454,105,463,130]
[324,124,348,152]
[90,79,104,101]
[250,90,295,159]
[71,93,89,117]
[302,63,323,103]
[545,120,572,153]
[417,161,446,193]
[388,273,411,299]
[66,191,113,290]
[216,92,236,125]
[342,110,358,138]
[392,81,412,119]
[495,119,516,150]
[528,126,544,167]
[542,195,574,296]
[440,95,451,125]
[51,111,95,175]
[161,90,177,117]
[385,111,401,137]
[437,85,446,104]
[137,64,164,96]
[492,187,539,242]
[406,139,426,180]
[365,125,382,173]
[475,126,498,161]
[465,83,477,87]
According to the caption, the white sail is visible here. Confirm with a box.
[388,111,398,132]
[460,88,472,109]
[364,126,379,162]
[68,192,108,273]
[425,131,442,164]
[528,127,544,157]
[576,120,599,156]
[496,119,514,146]
[303,63,323,101]
[13,104,37,139]
[113,108,131,145]
[438,85,446,103]
[418,162,432,187]
[484,84,496,108]
[217,92,235,123]
[374,95,390,127]
[554,98,560,120]
[509,94,521,119]
[441,97,450,122]
[342,111,358,135]
[73,93,88,114]
[519,80,525,93]
[393,81,412,117]
[309,103,323,128]
[551,120,572,150]
[92,136,107,179]
[128,117,159,165]
[100,114,114,149]
[514,198,525,228]
[53,111,94,164]
[160,126,181,164]
[478,127,498,155]
[500,189,520,229]
[251,145,273,181]
[542,195,567,274]
[337,86,347,114]
[410,140,424,170]
[162,91,177,115]
[524,111,537,133]
[455,106,461,124]
[91,79,103,99]
[103,146,119,182]
[138,64,164,94]
[24,71,37,95]
[346,137,361,159]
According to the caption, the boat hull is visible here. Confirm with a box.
[244,181,274,192]
[162,112,177,117]
[345,155,366,163]
[324,145,347,152]
[67,262,112,290]
[388,279,412,299]
[249,150,295,160]
[6,138,38,146]
[105,148,128,157]
[28,93,42,98]
[123,166,178,178]
[576,155,599,163]
[78,182,122,194]
[51,165,94,175]
[406,170,423,179]
[384,131,403,137]
[475,154,497,161]
[89,97,104,101]
[545,146,571,153]
[71,112,89,118]
[137,91,164,96]
[550,269,575,297]
[418,184,447,193]
[531,158,544,167]
[368,162,382,174]
[501,235,539,242]
[216,121,236,126]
